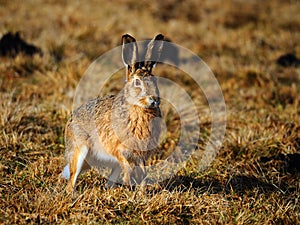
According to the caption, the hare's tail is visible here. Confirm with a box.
[61,164,70,180]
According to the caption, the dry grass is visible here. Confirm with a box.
[1,0,300,224]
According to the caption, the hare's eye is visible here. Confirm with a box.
[134,79,141,87]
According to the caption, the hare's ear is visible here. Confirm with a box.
[122,34,139,80]
[144,34,164,72]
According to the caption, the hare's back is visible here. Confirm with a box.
[73,95,115,118]
[66,95,116,136]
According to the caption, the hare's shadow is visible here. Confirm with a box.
[156,152,300,196]
[157,174,277,196]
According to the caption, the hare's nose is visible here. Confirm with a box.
[150,96,160,107]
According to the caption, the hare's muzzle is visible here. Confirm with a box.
[149,96,160,108]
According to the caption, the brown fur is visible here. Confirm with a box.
[63,34,164,192]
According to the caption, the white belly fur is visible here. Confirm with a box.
[85,133,119,169]
[86,148,119,169]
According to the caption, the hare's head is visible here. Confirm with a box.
[122,34,164,109]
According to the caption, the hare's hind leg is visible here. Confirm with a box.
[66,145,89,193]
[62,158,90,180]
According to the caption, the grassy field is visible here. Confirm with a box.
[1,0,300,224]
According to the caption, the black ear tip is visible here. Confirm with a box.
[155,34,164,41]
[122,34,136,43]
[122,34,131,38]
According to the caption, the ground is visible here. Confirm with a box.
[0,0,299,224]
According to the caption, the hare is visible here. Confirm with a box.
[62,34,164,192]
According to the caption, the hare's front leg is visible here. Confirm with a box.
[132,162,147,185]
[114,148,133,187]
[66,145,89,193]
[119,160,132,187]
[105,165,122,189]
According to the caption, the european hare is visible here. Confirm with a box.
[62,34,164,192]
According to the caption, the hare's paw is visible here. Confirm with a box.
[105,180,120,189]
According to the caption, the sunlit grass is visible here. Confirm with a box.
[0,0,299,224]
